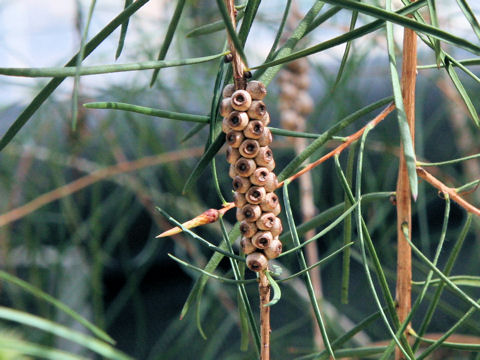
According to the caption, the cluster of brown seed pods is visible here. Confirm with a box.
[220,80,283,273]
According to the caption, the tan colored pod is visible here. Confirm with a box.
[241,204,262,222]
[263,172,278,192]
[256,212,277,231]
[226,146,240,165]
[240,237,256,255]
[258,127,272,147]
[228,164,237,179]
[240,221,257,238]
[255,146,275,167]
[294,91,314,115]
[221,117,232,133]
[245,186,266,205]
[250,167,270,186]
[231,90,252,111]
[252,231,273,249]
[246,80,267,100]
[260,111,271,126]
[247,101,267,120]
[246,252,268,272]
[233,192,247,208]
[238,139,260,158]
[271,202,281,216]
[232,176,250,193]
[294,73,310,90]
[226,111,249,131]
[279,82,298,101]
[280,109,304,132]
[243,120,264,139]
[226,130,244,148]
[287,57,309,74]
[252,211,282,237]
[222,83,235,98]
[235,158,256,177]
[220,98,233,117]
[260,192,280,212]
[264,238,282,259]
[236,207,246,222]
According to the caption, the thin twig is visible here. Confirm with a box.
[225,0,245,89]
[416,167,480,216]
[259,272,271,360]
[396,10,418,359]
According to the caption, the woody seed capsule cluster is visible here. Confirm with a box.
[221,81,283,272]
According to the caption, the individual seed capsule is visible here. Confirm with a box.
[250,167,270,186]
[220,98,233,117]
[236,207,246,222]
[270,217,283,237]
[231,90,252,111]
[258,127,272,146]
[240,237,256,255]
[243,120,264,139]
[279,82,298,101]
[241,204,262,222]
[271,202,281,216]
[294,91,314,115]
[263,172,278,192]
[238,139,260,158]
[252,231,273,249]
[280,109,304,132]
[256,212,277,231]
[222,83,235,98]
[240,221,257,238]
[247,101,267,120]
[295,73,310,90]
[260,192,280,212]
[226,146,240,165]
[264,238,282,259]
[246,80,267,100]
[246,252,268,272]
[229,164,237,179]
[235,158,256,177]
[232,176,250,193]
[287,57,309,74]
[222,117,232,133]
[226,130,244,148]
[255,146,274,167]
[260,111,271,126]
[245,186,266,204]
[226,111,249,131]
[233,192,247,208]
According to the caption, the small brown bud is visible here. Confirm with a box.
[232,176,250,193]
[270,217,283,237]
[246,80,267,100]
[245,186,266,205]
[255,146,274,167]
[222,83,235,98]
[226,146,240,165]
[240,221,257,238]
[246,252,268,272]
[264,238,282,259]
[229,164,237,179]
[250,167,270,186]
[231,90,252,111]
[243,120,264,139]
[226,130,244,148]
[241,204,262,222]
[258,127,272,146]
[263,172,278,192]
[244,70,252,79]
[219,98,233,117]
[238,139,260,158]
[236,207,246,222]
[226,111,249,131]
[240,236,256,255]
[252,231,273,249]
[235,158,256,177]
[256,212,277,231]
[234,192,247,208]
[221,117,232,133]
[247,101,267,120]
[224,54,233,63]
[272,202,281,216]
[261,192,280,212]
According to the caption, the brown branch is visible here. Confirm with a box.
[259,271,271,360]
[396,12,418,359]
[279,102,396,187]
[417,167,480,216]
[225,0,246,90]
[0,147,203,228]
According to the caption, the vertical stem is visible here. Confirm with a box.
[259,272,271,360]
[225,0,246,89]
[396,6,417,359]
